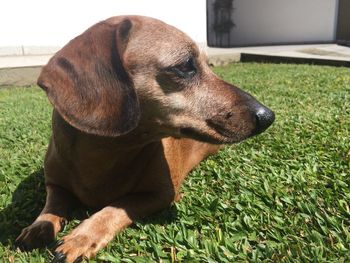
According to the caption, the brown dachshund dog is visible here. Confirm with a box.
[15,16,274,262]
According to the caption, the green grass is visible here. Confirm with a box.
[0,63,350,262]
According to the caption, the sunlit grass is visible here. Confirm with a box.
[0,63,349,262]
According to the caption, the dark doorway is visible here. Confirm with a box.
[207,0,235,47]
[336,0,350,46]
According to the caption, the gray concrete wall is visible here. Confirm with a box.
[208,0,338,47]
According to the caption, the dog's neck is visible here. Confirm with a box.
[53,110,171,151]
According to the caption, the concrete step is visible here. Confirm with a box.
[1,44,349,87]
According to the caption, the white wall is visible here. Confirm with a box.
[0,0,207,47]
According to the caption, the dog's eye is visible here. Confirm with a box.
[172,58,196,79]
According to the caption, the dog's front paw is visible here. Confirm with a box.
[53,229,109,263]
[15,220,56,250]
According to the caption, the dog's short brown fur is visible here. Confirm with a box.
[16,16,274,262]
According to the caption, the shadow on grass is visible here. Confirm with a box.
[137,205,178,226]
[0,169,179,248]
[0,169,46,246]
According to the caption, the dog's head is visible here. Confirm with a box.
[38,16,274,144]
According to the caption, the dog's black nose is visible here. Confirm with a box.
[253,106,275,135]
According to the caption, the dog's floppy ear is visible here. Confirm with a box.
[37,19,140,137]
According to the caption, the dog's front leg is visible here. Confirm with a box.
[52,192,173,263]
[15,185,74,250]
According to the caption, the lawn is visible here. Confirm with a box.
[0,62,349,262]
